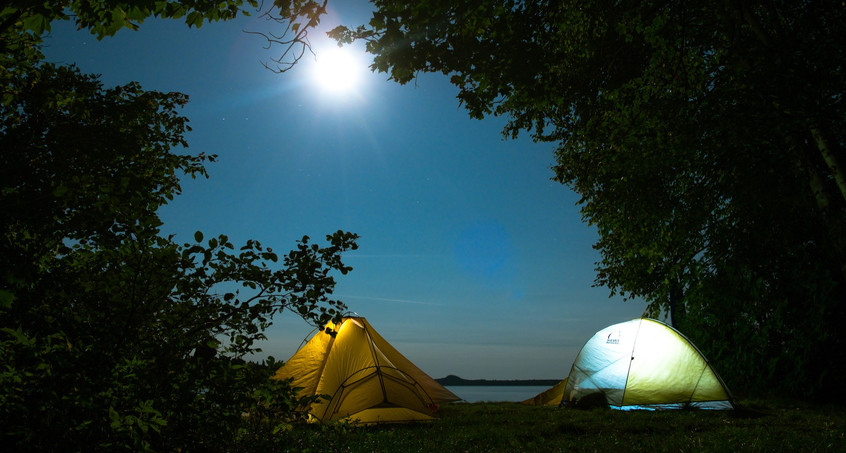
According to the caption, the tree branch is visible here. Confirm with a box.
[245,0,328,73]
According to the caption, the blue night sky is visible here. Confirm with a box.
[43,4,645,380]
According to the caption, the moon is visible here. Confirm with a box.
[310,46,367,95]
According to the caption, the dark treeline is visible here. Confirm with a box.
[437,375,561,387]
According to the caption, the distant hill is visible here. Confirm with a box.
[436,375,560,386]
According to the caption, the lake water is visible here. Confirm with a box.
[445,385,551,403]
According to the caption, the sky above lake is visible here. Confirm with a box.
[43,3,646,380]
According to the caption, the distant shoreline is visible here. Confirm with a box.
[436,374,560,387]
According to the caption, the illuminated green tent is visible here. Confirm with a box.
[562,318,734,410]
[272,317,460,423]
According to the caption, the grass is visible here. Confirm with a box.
[274,400,846,452]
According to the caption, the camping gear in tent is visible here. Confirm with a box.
[521,378,568,406]
[562,318,733,410]
[272,316,460,423]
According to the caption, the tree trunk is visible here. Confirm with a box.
[798,127,846,282]
[809,124,846,206]
[668,278,686,328]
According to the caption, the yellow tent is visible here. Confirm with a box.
[563,318,734,410]
[272,317,460,423]
[521,377,568,406]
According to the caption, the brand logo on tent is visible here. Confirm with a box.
[606,331,621,345]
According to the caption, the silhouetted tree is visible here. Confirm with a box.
[1,1,356,450]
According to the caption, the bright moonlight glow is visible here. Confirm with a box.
[311,46,366,95]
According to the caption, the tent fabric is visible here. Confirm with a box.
[562,318,733,410]
[273,317,460,423]
[521,378,568,406]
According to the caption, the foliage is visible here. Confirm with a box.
[0,0,260,40]
[0,0,335,73]
[331,1,846,401]
[0,2,359,451]
[0,59,358,451]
